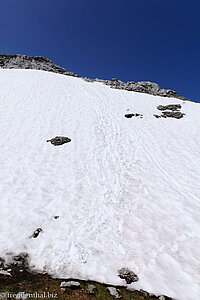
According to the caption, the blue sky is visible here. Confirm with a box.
[0,0,200,102]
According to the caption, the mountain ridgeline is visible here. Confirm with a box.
[0,53,188,101]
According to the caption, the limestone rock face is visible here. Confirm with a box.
[0,54,78,77]
[127,81,160,94]
[83,76,188,100]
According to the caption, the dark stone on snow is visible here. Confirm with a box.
[161,111,185,119]
[155,104,185,119]
[157,104,182,111]
[125,114,134,118]
[31,228,42,238]
[118,268,138,284]
[47,136,71,146]
[125,113,143,118]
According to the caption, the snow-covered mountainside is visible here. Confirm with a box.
[0,54,188,100]
[0,69,200,300]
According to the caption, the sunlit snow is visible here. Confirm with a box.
[0,69,200,300]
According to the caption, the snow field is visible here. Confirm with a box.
[0,69,200,299]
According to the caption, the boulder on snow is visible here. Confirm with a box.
[161,111,185,119]
[118,268,138,284]
[31,228,42,238]
[157,104,182,111]
[155,104,185,119]
[125,113,143,118]
[125,113,134,118]
[47,136,71,146]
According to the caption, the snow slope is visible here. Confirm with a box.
[0,69,200,300]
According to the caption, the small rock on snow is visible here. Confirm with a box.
[118,267,139,284]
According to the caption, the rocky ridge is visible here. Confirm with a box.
[83,77,188,100]
[0,54,78,77]
[0,53,188,100]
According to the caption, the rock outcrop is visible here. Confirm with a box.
[94,78,188,100]
[154,104,185,119]
[0,54,78,77]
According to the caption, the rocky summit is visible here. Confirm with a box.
[0,53,188,100]
[0,54,78,77]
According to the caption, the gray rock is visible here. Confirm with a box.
[92,78,188,100]
[125,81,135,91]
[118,267,138,284]
[159,296,166,300]
[0,54,78,77]
[87,284,96,294]
[60,281,80,288]
[161,111,185,119]
[157,104,182,111]
[47,136,71,146]
[107,287,121,298]
[126,81,160,95]
[155,104,185,119]
[83,77,95,83]
[106,78,126,89]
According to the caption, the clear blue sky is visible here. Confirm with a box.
[0,0,200,102]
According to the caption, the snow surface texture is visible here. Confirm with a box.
[0,69,200,300]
